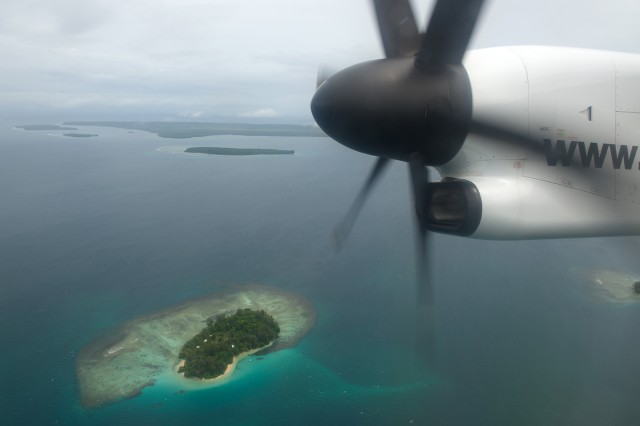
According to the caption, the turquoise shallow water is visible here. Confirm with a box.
[2,124,640,425]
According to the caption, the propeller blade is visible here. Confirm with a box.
[471,119,610,174]
[417,0,486,67]
[372,0,420,58]
[332,157,391,250]
[316,65,335,89]
[470,119,539,152]
[409,152,435,362]
[409,152,432,306]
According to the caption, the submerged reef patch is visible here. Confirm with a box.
[589,270,640,303]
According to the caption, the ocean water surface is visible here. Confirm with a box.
[1,124,640,425]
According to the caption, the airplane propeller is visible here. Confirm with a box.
[311,0,488,362]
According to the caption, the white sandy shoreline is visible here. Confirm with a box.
[175,343,272,385]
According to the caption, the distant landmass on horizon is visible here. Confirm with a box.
[16,124,78,131]
[62,121,326,138]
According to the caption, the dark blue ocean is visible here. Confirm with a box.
[2,123,640,425]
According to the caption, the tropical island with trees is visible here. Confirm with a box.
[178,308,280,380]
[76,286,315,408]
[64,133,99,138]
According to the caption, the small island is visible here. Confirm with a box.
[64,133,99,138]
[178,309,279,379]
[185,147,294,156]
[76,285,315,408]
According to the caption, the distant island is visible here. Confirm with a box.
[64,133,98,138]
[178,308,280,380]
[16,124,78,131]
[62,121,326,138]
[185,147,294,156]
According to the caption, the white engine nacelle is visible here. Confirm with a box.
[431,46,640,239]
[426,176,640,240]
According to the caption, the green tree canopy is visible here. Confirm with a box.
[178,309,279,379]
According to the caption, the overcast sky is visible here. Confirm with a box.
[1,0,639,123]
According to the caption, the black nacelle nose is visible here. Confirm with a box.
[311,58,473,165]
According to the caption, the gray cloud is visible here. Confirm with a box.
[239,108,279,118]
[1,0,638,123]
